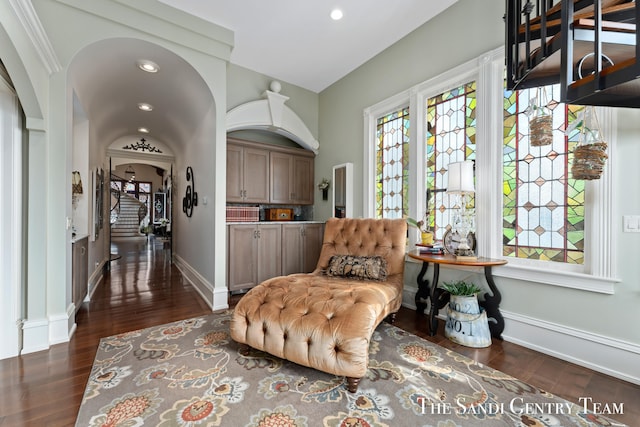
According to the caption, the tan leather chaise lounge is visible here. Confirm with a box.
[230,217,407,393]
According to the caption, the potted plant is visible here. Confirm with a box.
[441,280,491,348]
[407,213,433,245]
[318,178,330,201]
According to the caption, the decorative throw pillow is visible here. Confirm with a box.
[326,255,388,281]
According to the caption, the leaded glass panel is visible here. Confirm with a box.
[425,82,477,240]
[503,84,584,264]
[376,107,410,218]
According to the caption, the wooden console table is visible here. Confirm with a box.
[407,251,507,339]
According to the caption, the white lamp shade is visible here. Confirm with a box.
[447,160,475,193]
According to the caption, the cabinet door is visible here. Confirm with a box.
[256,224,282,283]
[72,237,88,315]
[303,223,324,273]
[281,223,303,275]
[292,155,314,205]
[243,148,270,203]
[228,225,258,291]
[226,144,244,202]
[270,152,293,203]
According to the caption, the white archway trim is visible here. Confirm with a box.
[8,0,61,74]
[226,90,319,154]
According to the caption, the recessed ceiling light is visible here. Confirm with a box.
[138,103,153,112]
[137,60,159,73]
[330,9,343,20]
[138,127,149,133]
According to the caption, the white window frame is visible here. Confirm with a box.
[364,46,619,294]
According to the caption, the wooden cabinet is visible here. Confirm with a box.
[226,144,270,203]
[270,153,314,204]
[281,223,324,275]
[72,236,88,316]
[228,138,314,205]
[292,155,314,204]
[228,222,324,291]
[227,224,281,291]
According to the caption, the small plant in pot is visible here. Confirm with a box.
[441,280,491,348]
[441,280,481,314]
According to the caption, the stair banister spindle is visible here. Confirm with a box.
[594,0,603,91]
[636,0,640,64]
[539,0,548,60]
[523,1,534,71]
[560,0,575,102]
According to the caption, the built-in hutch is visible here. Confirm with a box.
[226,138,315,205]
[226,137,322,292]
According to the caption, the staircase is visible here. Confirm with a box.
[506,0,640,107]
[111,192,147,241]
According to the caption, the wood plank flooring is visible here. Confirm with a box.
[0,238,636,426]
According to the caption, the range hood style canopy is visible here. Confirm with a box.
[226,81,320,153]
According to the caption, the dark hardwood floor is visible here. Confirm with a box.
[0,238,636,426]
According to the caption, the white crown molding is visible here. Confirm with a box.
[9,0,62,75]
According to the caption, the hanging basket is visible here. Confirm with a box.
[571,106,608,180]
[572,142,608,180]
[530,114,553,146]
[529,86,553,147]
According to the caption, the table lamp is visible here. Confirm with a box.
[447,160,476,258]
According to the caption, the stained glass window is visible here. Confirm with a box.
[425,82,477,240]
[503,84,585,264]
[375,107,410,218]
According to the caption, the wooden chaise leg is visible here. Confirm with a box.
[385,312,396,324]
[346,377,361,393]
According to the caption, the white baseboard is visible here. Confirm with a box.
[21,318,49,355]
[502,310,640,385]
[401,286,640,386]
[49,306,73,345]
[86,260,105,301]
[173,254,215,309]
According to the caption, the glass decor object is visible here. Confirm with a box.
[529,86,553,147]
[571,106,608,180]
[446,160,476,258]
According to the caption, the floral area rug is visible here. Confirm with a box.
[76,310,625,426]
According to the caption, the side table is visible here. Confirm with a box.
[407,251,508,339]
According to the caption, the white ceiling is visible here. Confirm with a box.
[159,0,458,93]
[68,1,459,160]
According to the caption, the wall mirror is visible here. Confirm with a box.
[332,162,353,218]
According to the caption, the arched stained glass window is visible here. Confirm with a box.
[375,107,410,218]
[503,84,585,264]
[425,82,477,240]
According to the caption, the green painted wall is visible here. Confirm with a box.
[316,0,640,346]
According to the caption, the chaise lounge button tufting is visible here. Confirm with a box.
[229,218,407,393]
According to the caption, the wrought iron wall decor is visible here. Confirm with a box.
[94,168,104,240]
[122,138,163,153]
[182,166,197,217]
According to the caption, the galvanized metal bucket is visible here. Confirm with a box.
[447,294,480,315]
[445,295,491,348]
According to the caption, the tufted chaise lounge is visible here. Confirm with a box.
[230,217,407,392]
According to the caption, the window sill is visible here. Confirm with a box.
[494,263,619,294]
